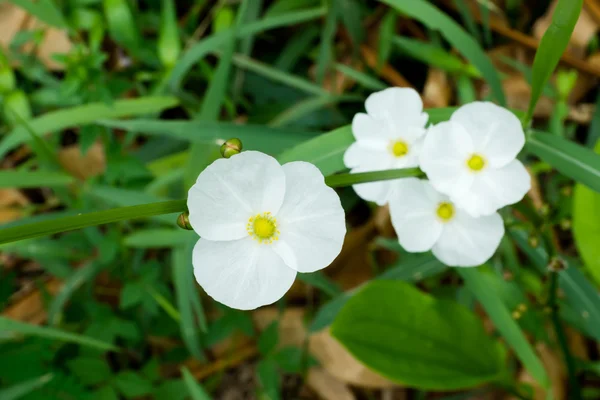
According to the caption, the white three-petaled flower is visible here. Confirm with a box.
[344,87,428,205]
[389,178,505,267]
[187,151,346,310]
[419,102,531,217]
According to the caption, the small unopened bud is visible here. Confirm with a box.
[177,212,193,230]
[220,138,242,158]
[547,256,567,272]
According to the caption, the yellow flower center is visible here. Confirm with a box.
[467,154,486,172]
[247,212,279,244]
[436,202,455,222]
[390,140,409,157]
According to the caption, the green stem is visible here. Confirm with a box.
[0,167,421,245]
[325,167,422,187]
[548,270,581,400]
[0,200,187,245]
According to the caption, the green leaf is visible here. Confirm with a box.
[256,359,281,400]
[325,168,422,187]
[0,97,179,159]
[298,271,342,297]
[8,0,66,28]
[393,36,479,77]
[158,0,181,67]
[113,371,153,398]
[457,268,549,388]
[103,0,140,49]
[269,95,361,127]
[331,280,506,390]
[181,367,211,400]
[0,171,74,189]
[573,140,600,285]
[258,321,280,356]
[120,282,145,309]
[526,131,600,193]
[0,200,186,246]
[315,1,338,84]
[334,63,386,90]
[381,0,504,105]
[67,358,112,385]
[377,11,396,70]
[0,317,116,351]
[525,0,583,125]
[309,293,351,332]
[0,373,54,400]
[169,7,326,89]
[378,254,447,281]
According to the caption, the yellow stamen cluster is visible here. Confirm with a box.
[436,202,455,222]
[247,212,280,244]
[467,154,486,172]
[390,140,409,157]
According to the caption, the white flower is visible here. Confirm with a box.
[419,102,531,217]
[389,178,504,267]
[343,87,428,205]
[187,151,346,310]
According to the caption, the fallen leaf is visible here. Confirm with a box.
[513,343,566,400]
[58,141,106,180]
[423,68,451,108]
[253,307,306,348]
[307,368,355,400]
[501,75,554,117]
[2,279,63,324]
[0,188,28,223]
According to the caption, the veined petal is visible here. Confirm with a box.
[432,210,504,267]
[272,162,346,273]
[389,178,444,252]
[343,141,391,170]
[365,87,428,129]
[452,160,531,217]
[420,121,475,198]
[451,102,525,167]
[187,151,286,240]
[352,113,394,142]
[193,238,296,310]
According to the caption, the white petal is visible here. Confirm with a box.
[350,166,396,206]
[432,210,504,267]
[352,113,394,142]
[187,151,286,240]
[365,87,429,129]
[193,238,296,310]
[452,160,532,217]
[343,141,391,170]
[272,162,346,273]
[388,178,444,252]
[420,121,475,198]
[451,102,525,167]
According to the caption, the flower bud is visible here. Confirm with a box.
[177,212,193,230]
[220,138,242,159]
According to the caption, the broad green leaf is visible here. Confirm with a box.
[573,140,600,285]
[0,97,179,158]
[0,373,54,400]
[381,0,504,105]
[332,280,506,390]
[67,358,112,385]
[113,371,153,398]
[181,367,211,400]
[378,254,447,281]
[0,171,74,189]
[525,0,583,125]
[0,317,117,351]
[103,0,139,49]
[169,7,326,89]
[258,321,279,356]
[298,272,342,297]
[526,131,600,193]
[256,359,281,400]
[458,268,549,388]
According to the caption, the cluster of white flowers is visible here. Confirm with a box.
[186,87,531,310]
[346,88,531,267]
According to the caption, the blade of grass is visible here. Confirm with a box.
[0,171,74,189]
[0,96,179,158]
[334,63,386,90]
[524,0,582,126]
[0,317,117,351]
[181,367,211,399]
[316,1,338,85]
[0,374,54,400]
[453,0,481,43]
[325,167,422,187]
[381,0,505,105]
[269,95,362,127]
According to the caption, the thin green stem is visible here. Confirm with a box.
[0,200,187,245]
[325,168,423,187]
[548,270,581,400]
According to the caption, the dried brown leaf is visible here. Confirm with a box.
[58,141,106,180]
[307,368,355,400]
